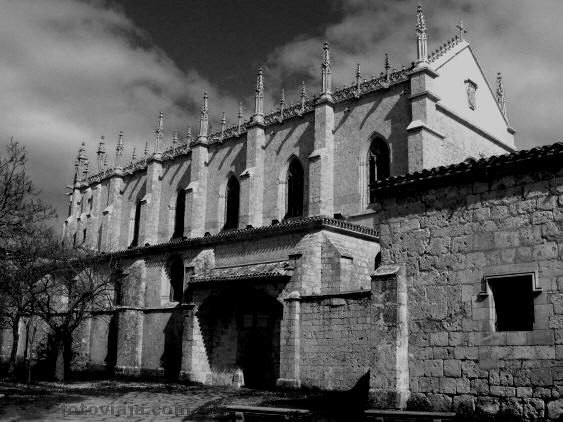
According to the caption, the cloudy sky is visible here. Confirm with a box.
[1,0,562,221]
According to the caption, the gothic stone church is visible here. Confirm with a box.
[9,5,563,418]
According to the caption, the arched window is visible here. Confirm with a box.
[368,138,390,203]
[286,159,304,218]
[131,202,142,247]
[224,176,240,230]
[169,257,184,303]
[173,190,185,239]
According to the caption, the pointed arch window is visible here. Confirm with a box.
[368,138,390,203]
[173,189,185,239]
[286,159,304,219]
[131,202,142,247]
[224,176,240,230]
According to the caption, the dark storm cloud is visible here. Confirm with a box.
[1,0,561,224]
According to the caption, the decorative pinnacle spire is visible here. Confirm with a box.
[199,92,209,138]
[385,53,391,82]
[131,147,137,162]
[144,140,149,157]
[416,4,428,65]
[115,130,124,168]
[103,153,108,169]
[185,127,192,143]
[496,72,507,119]
[321,42,332,96]
[220,113,226,139]
[75,141,88,182]
[155,112,164,153]
[96,136,106,172]
[253,67,264,119]
[172,129,178,151]
[456,20,467,40]
[279,89,285,122]
[300,81,307,113]
[237,103,243,133]
[355,63,361,97]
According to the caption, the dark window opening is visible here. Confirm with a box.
[88,196,93,212]
[224,176,240,230]
[131,202,142,247]
[173,190,185,239]
[489,275,534,331]
[82,228,87,245]
[169,258,184,302]
[285,159,304,219]
[73,232,77,247]
[368,138,390,203]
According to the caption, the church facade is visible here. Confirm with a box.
[8,4,563,419]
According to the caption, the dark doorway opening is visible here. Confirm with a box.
[198,288,282,388]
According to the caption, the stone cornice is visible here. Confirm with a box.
[104,216,378,260]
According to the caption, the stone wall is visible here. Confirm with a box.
[374,166,563,419]
[299,293,371,390]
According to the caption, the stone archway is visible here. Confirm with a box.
[197,287,283,388]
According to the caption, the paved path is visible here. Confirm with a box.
[0,381,319,422]
[0,381,252,421]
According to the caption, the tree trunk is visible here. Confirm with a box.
[54,340,65,382]
[7,323,19,376]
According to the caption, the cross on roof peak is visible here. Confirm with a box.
[456,20,468,40]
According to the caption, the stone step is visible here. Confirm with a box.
[225,405,456,421]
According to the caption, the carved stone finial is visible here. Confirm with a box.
[185,127,192,143]
[253,67,264,121]
[96,136,106,172]
[385,53,391,82]
[154,112,164,153]
[199,92,209,139]
[237,103,243,133]
[115,130,124,169]
[355,63,361,97]
[75,141,88,182]
[144,139,149,157]
[172,129,178,151]
[416,4,428,65]
[456,20,468,41]
[103,153,108,169]
[131,146,137,162]
[496,72,508,119]
[321,42,332,97]
[300,81,307,113]
[220,112,226,139]
[279,89,285,122]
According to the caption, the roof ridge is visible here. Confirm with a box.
[428,34,463,63]
[371,142,563,194]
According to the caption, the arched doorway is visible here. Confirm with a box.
[197,288,282,388]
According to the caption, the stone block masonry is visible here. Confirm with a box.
[374,159,563,419]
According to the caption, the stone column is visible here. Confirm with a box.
[142,156,162,245]
[240,122,265,228]
[369,264,409,409]
[101,171,123,251]
[406,65,444,172]
[309,97,335,216]
[277,291,301,389]
[179,304,211,384]
[185,141,208,237]
[115,260,145,376]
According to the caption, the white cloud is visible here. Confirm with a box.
[0,0,238,220]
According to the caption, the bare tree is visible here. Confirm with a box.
[30,244,119,381]
[0,140,55,376]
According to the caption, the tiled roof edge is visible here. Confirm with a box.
[105,215,378,260]
[370,142,563,195]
